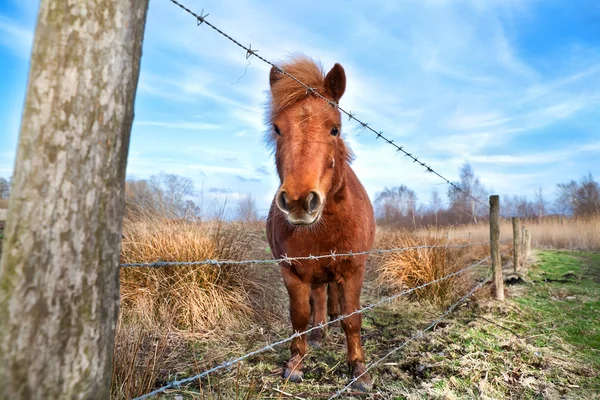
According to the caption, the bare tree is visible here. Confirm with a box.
[574,173,600,217]
[0,1,148,398]
[149,172,194,216]
[374,185,418,226]
[447,162,487,224]
[127,173,196,217]
[236,194,259,223]
[0,177,10,199]
[533,187,548,222]
[555,180,578,216]
[429,188,443,225]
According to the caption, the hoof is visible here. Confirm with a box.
[308,329,325,348]
[351,363,373,392]
[282,368,303,383]
[283,354,304,383]
[329,315,341,328]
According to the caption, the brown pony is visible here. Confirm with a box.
[266,56,376,391]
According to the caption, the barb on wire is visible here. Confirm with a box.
[131,254,492,400]
[329,275,491,399]
[166,0,487,208]
[120,242,489,268]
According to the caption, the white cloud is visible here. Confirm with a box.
[0,15,33,58]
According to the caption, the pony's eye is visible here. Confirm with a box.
[273,125,281,135]
[330,126,339,136]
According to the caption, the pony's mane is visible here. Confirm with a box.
[269,56,327,117]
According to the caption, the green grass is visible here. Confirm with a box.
[514,250,600,367]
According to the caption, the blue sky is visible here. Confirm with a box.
[1,0,599,216]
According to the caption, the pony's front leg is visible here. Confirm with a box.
[281,264,311,383]
[308,284,327,347]
[339,265,372,392]
[327,282,341,327]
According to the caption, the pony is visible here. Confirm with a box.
[266,56,376,391]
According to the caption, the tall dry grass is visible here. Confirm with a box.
[120,216,257,332]
[424,215,600,251]
[374,228,490,306]
[114,212,284,399]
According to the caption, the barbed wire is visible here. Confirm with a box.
[132,253,494,400]
[120,241,489,268]
[329,273,491,399]
[167,0,488,208]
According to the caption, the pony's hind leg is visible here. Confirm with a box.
[339,269,372,392]
[308,284,327,347]
[327,282,341,327]
[281,265,311,383]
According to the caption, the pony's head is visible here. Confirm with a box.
[266,57,352,226]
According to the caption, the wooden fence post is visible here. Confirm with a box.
[512,217,521,273]
[490,195,504,301]
[525,229,532,259]
[521,225,527,267]
[0,1,149,398]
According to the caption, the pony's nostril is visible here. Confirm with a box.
[308,191,321,213]
[277,191,289,212]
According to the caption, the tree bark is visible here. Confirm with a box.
[0,1,149,399]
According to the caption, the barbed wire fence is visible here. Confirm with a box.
[132,250,507,400]
[123,1,516,398]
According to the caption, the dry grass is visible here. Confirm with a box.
[113,212,286,399]
[374,228,489,306]
[120,216,255,332]
[427,215,600,251]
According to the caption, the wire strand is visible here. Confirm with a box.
[120,241,489,268]
[166,0,487,208]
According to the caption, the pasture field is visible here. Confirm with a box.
[428,215,600,252]
[112,214,600,399]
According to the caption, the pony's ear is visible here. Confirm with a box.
[324,63,346,102]
[269,66,282,88]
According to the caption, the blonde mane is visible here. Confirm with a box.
[268,56,328,117]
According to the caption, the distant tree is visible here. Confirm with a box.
[126,173,197,218]
[554,173,600,217]
[374,185,418,226]
[149,172,194,214]
[447,162,487,224]
[0,177,10,199]
[235,194,259,223]
[555,180,578,216]
[533,187,548,222]
[429,188,443,225]
[574,173,600,217]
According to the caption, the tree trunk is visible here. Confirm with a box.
[0,1,149,399]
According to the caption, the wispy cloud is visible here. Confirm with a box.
[0,0,599,215]
[0,15,33,58]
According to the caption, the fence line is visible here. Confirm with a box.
[167,0,487,208]
[120,241,489,268]
[132,253,496,400]
[329,274,491,399]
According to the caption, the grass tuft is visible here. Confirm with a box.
[374,229,488,306]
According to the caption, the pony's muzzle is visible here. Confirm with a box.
[276,189,323,225]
